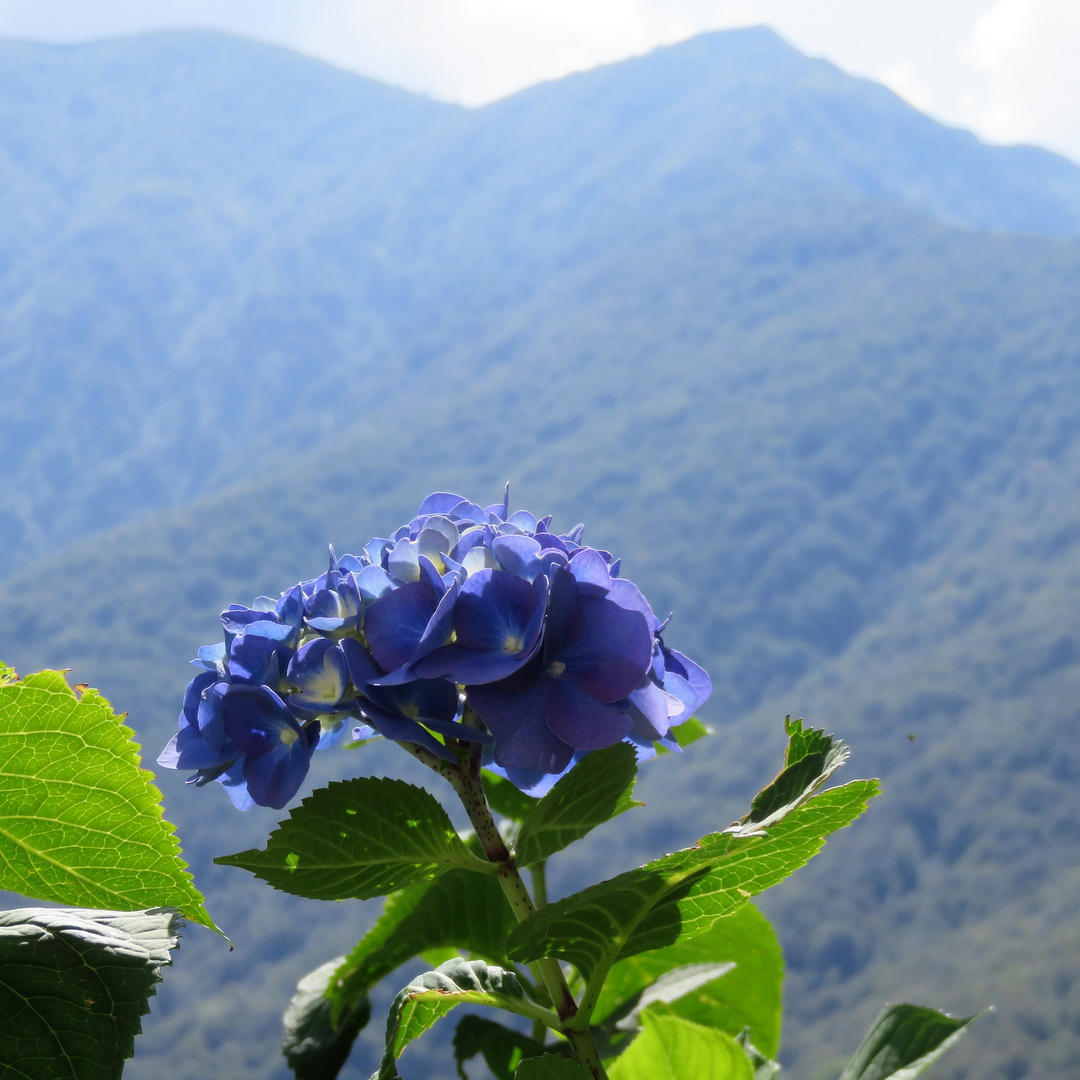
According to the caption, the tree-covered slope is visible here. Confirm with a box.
[4,26,1080,580]
[1,188,1078,1077]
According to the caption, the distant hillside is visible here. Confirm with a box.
[4,27,1080,579]
[2,190,1079,1078]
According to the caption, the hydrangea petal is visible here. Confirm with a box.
[545,677,633,750]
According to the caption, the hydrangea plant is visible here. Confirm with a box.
[147,490,979,1080]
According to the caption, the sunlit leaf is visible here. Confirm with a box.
[0,668,213,930]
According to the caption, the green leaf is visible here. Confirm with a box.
[0,905,181,1080]
[482,771,540,822]
[453,1016,549,1080]
[372,958,552,1080]
[217,776,488,900]
[514,743,641,868]
[608,1012,754,1080]
[0,668,214,930]
[326,866,517,1019]
[594,904,783,1059]
[508,779,877,986]
[839,1003,982,1080]
[744,717,849,829]
[611,963,736,1030]
[513,1056,590,1079]
[282,956,372,1080]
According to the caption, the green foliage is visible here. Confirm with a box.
[594,904,783,1059]
[372,959,548,1080]
[514,743,641,868]
[839,1004,981,1080]
[326,867,517,1020]
[745,717,849,828]
[607,1011,755,1080]
[0,668,213,930]
[507,723,876,987]
[216,776,490,900]
[281,956,372,1080]
[0,906,181,1080]
[452,1016,549,1079]
[483,772,540,822]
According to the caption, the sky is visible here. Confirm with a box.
[1,0,1078,163]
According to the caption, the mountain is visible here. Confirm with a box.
[4,27,1080,580]
[2,25,1080,1080]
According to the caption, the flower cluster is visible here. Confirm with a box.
[159,491,710,809]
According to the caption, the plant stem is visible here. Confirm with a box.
[530,861,549,909]
[417,739,610,1079]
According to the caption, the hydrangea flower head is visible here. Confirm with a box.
[159,489,709,808]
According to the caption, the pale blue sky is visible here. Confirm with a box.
[1,0,1077,162]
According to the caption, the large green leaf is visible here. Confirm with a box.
[282,956,372,1080]
[453,1016,549,1080]
[839,1004,981,1080]
[514,743,641,868]
[217,776,490,900]
[326,866,517,1019]
[0,668,213,930]
[593,904,783,1058]
[508,779,877,985]
[607,1012,754,1080]
[371,958,553,1080]
[0,906,181,1080]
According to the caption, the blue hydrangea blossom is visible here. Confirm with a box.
[159,490,709,808]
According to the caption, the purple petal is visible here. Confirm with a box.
[468,677,574,774]
[455,569,539,652]
[561,595,653,702]
[568,547,612,595]
[545,678,634,750]
[221,685,302,758]
[364,581,438,672]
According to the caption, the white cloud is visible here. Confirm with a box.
[0,0,1078,161]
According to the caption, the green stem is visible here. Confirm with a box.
[420,740,609,1079]
[530,861,549,909]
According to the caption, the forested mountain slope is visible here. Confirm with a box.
[4,27,1080,578]
[2,25,1080,1080]
[2,200,1079,1077]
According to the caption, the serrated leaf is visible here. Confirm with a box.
[326,867,517,1019]
[0,906,181,1080]
[453,1016,550,1080]
[508,779,877,985]
[839,1003,982,1080]
[372,958,546,1080]
[742,717,849,830]
[0,668,214,930]
[514,743,641,868]
[594,904,783,1058]
[217,776,488,900]
[514,1055,590,1078]
[608,1011,754,1080]
[282,955,372,1080]
[482,771,540,822]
